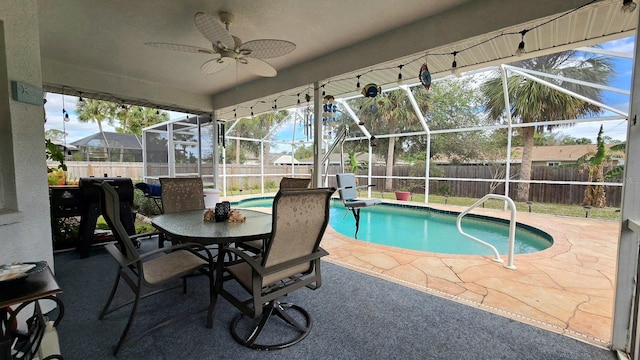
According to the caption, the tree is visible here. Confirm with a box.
[406,77,488,163]
[118,106,169,136]
[99,103,169,136]
[76,98,113,133]
[45,129,67,142]
[578,125,608,207]
[482,51,613,201]
[351,87,430,191]
[230,111,288,163]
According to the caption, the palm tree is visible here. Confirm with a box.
[119,106,169,136]
[76,98,112,133]
[481,51,613,201]
[352,88,430,191]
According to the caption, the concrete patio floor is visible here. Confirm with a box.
[226,194,619,349]
[322,200,619,349]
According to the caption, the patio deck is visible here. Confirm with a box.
[225,194,619,349]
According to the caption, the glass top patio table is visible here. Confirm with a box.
[151,209,272,245]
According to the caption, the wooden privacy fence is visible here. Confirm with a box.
[56,161,623,206]
[353,164,623,207]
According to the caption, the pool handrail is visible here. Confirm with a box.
[456,194,517,270]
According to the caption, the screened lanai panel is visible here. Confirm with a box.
[144,130,169,179]
[173,123,199,176]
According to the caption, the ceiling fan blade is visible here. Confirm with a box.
[194,12,235,49]
[201,58,230,75]
[242,57,277,77]
[240,39,296,59]
[145,42,214,54]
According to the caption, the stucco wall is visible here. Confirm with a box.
[0,1,54,269]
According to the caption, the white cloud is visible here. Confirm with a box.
[600,36,635,54]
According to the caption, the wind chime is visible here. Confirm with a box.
[217,120,226,148]
[304,93,312,141]
[419,55,432,91]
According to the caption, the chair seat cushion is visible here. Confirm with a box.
[344,198,381,208]
[143,250,208,284]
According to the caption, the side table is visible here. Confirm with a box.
[0,265,64,360]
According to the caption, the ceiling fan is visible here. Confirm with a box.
[145,11,296,77]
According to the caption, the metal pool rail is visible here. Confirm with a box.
[456,194,517,270]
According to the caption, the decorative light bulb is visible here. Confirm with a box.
[516,30,528,56]
[622,0,637,13]
[450,51,459,76]
[516,40,525,56]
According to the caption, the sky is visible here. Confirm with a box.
[44,36,635,146]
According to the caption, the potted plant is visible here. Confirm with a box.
[395,190,410,201]
[395,180,411,201]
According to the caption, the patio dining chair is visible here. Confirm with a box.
[157,177,205,247]
[98,182,215,356]
[335,173,381,238]
[237,176,312,254]
[219,187,335,350]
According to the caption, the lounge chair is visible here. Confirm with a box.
[335,173,381,238]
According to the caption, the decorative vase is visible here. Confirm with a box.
[214,201,231,222]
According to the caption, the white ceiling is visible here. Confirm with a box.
[37,0,637,119]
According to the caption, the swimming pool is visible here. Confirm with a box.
[232,197,553,256]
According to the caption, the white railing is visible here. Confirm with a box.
[456,194,517,270]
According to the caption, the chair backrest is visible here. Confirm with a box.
[336,173,358,201]
[279,177,311,190]
[262,187,335,286]
[99,182,140,262]
[160,177,205,213]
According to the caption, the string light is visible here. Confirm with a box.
[297,93,301,105]
[250,106,254,116]
[397,65,404,84]
[77,91,84,105]
[516,30,528,56]
[321,85,325,96]
[622,0,637,12]
[356,75,361,89]
[450,51,459,76]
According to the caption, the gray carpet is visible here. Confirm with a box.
[51,238,618,359]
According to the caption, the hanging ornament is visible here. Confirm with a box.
[362,83,381,97]
[322,95,337,124]
[420,63,432,91]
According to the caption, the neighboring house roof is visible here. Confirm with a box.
[71,132,142,150]
[49,139,77,151]
[273,155,299,165]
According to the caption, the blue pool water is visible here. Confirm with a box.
[233,197,552,255]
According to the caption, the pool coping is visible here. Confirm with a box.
[224,193,619,348]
